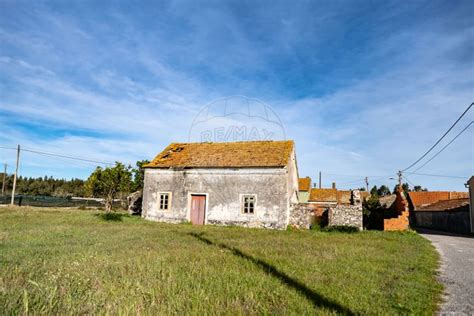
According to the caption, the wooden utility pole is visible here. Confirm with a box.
[397,170,402,191]
[1,163,6,196]
[10,145,20,206]
[319,171,322,189]
[365,176,369,192]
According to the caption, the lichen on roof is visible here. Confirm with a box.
[145,140,294,169]
[298,177,311,191]
[309,188,338,202]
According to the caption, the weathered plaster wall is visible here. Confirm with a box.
[297,191,309,203]
[414,210,471,234]
[142,168,291,229]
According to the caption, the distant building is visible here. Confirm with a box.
[297,177,311,203]
[408,190,471,234]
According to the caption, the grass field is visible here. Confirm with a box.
[0,207,442,314]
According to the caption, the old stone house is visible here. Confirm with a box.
[142,140,298,229]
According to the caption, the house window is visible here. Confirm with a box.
[242,195,256,214]
[159,193,170,210]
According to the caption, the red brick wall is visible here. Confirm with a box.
[384,189,410,231]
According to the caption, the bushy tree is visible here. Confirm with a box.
[131,160,149,192]
[85,162,132,212]
[377,185,391,197]
[363,194,383,230]
[1,175,85,197]
[413,185,428,192]
[392,183,410,194]
[370,185,392,197]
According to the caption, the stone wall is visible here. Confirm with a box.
[327,190,363,230]
[328,205,363,230]
[288,203,314,229]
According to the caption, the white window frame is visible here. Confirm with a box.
[157,192,172,211]
[240,194,257,215]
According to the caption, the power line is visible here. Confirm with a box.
[404,172,466,179]
[323,172,391,178]
[413,121,473,172]
[401,174,416,188]
[402,102,473,172]
[21,148,114,166]
[0,146,16,150]
[337,174,394,186]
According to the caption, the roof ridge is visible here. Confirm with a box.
[169,140,293,145]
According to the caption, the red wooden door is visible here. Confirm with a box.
[190,195,206,225]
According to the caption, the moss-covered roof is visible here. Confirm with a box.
[309,188,337,202]
[145,140,294,169]
[298,177,311,191]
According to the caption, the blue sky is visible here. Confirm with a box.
[0,0,473,191]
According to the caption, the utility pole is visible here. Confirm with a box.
[397,170,402,191]
[319,171,322,189]
[10,145,20,206]
[1,163,6,196]
[365,176,369,192]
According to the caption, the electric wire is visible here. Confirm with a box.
[402,102,473,172]
[403,172,466,179]
[412,121,473,172]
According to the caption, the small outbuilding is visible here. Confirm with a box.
[141,140,299,229]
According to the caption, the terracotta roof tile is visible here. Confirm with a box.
[336,190,351,204]
[298,177,311,191]
[408,191,469,207]
[145,140,294,168]
[416,198,469,212]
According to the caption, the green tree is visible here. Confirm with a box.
[392,183,410,194]
[362,194,383,229]
[131,160,150,192]
[413,185,428,192]
[377,185,391,197]
[85,162,132,212]
[370,185,379,196]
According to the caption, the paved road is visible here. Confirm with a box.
[419,229,474,315]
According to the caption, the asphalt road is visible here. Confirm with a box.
[419,229,474,315]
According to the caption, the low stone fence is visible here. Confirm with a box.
[288,203,314,229]
[289,190,364,230]
[328,204,363,230]
[414,210,471,234]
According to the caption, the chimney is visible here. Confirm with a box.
[332,182,336,189]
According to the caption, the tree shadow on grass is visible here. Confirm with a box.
[189,232,355,315]
[94,213,127,222]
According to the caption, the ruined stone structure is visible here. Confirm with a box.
[142,141,298,229]
[288,203,315,229]
[327,190,363,230]
[127,191,142,215]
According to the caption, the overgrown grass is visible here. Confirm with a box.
[0,207,442,314]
